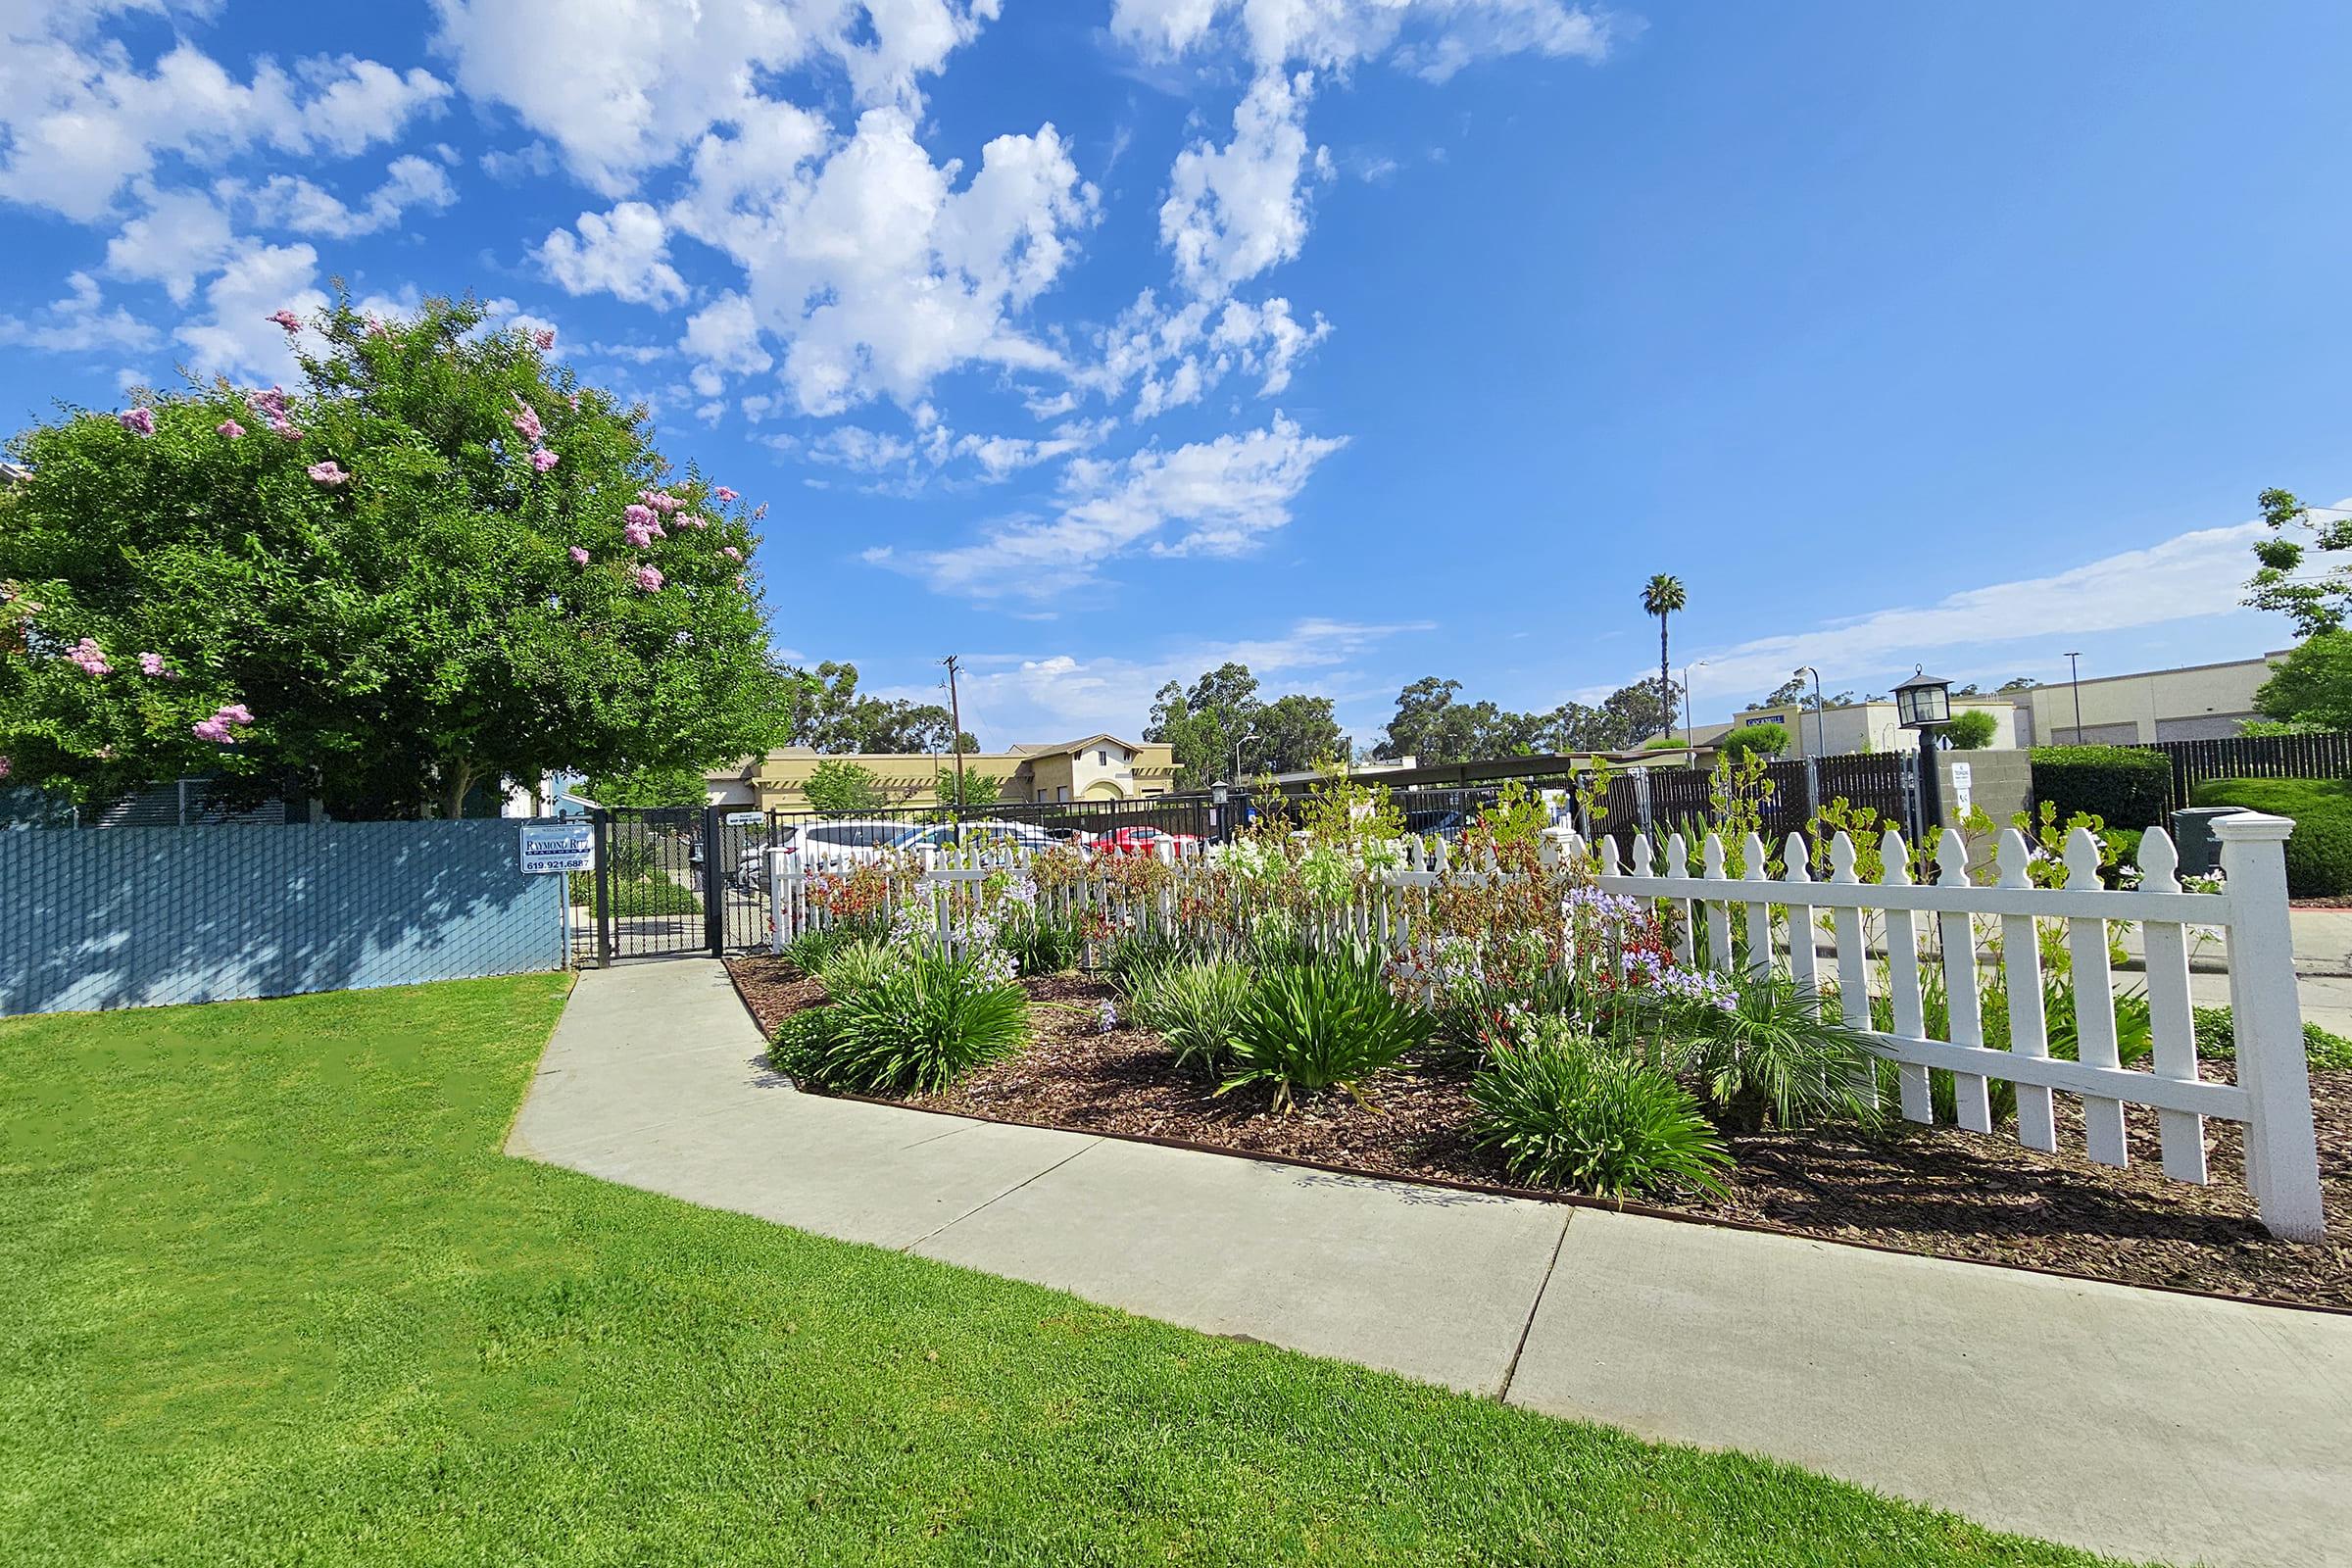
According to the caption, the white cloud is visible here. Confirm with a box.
[428,0,996,195]
[0,22,447,222]
[1161,69,1328,299]
[903,616,1430,746]
[1650,516,2342,713]
[874,413,1345,596]
[1102,288,1331,417]
[685,108,1098,416]
[173,240,329,381]
[681,290,775,387]
[237,154,458,238]
[103,183,236,305]
[1110,0,1614,75]
[0,271,160,353]
[535,201,690,307]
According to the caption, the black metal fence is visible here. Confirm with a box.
[2138,732,2352,813]
[1588,753,1915,858]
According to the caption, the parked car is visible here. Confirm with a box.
[890,820,1058,856]
[1090,824,1202,858]
[734,819,915,889]
[1402,808,1470,842]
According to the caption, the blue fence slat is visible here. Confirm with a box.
[0,820,567,1016]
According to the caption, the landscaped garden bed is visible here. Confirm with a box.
[727,954,2352,1310]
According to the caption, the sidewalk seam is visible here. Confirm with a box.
[900,1138,1104,1253]
[1495,1209,1575,1406]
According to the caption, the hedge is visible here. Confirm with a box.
[567,872,704,915]
[2188,776,2352,899]
[2029,745,2169,829]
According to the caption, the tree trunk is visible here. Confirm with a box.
[439,760,473,821]
[1658,616,1672,738]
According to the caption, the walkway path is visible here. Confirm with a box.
[509,960,2352,1568]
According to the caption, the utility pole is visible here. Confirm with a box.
[2066,652,2083,744]
[941,654,965,812]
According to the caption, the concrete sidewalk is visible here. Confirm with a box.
[510,960,2352,1568]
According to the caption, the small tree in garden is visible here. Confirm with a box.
[2252,630,2352,730]
[1716,722,1790,759]
[803,759,893,815]
[1943,709,1999,750]
[0,294,776,818]
[935,765,1010,808]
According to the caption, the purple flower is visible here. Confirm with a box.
[306,461,350,485]
[632,564,664,593]
[67,638,111,676]
[192,719,235,744]
[215,703,253,725]
[622,503,655,528]
[714,485,739,502]
[529,447,560,472]
[267,309,303,334]
[568,546,591,565]
[510,397,543,445]
[217,418,245,438]
[623,521,658,548]
[532,327,557,351]
[119,408,155,436]
[137,652,178,678]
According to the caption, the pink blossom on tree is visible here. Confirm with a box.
[191,719,235,744]
[68,637,111,675]
[137,652,179,678]
[632,564,664,592]
[622,520,658,548]
[118,408,155,436]
[722,546,743,563]
[623,503,655,527]
[218,418,245,438]
[530,447,560,472]
[532,327,557,351]
[714,486,738,502]
[568,546,591,565]
[267,309,304,334]
[0,756,11,779]
[511,397,543,445]
[306,461,351,485]
[215,703,253,725]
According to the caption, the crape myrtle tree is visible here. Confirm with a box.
[0,295,777,819]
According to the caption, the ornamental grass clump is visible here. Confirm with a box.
[1000,909,1086,976]
[1470,1031,1732,1200]
[777,946,1029,1096]
[1124,957,1254,1077]
[1662,973,1882,1134]
[1220,951,1435,1112]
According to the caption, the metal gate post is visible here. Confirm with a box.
[592,809,613,968]
[703,804,726,956]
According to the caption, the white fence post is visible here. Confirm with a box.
[2214,811,2327,1241]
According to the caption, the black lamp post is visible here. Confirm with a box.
[1893,667,1953,842]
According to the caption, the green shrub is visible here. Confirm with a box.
[1716,723,1790,759]
[782,915,890,975]
[1001,909,1085,976]
[1470,1034,1732,1200]
[1221,955,1435,1111]
[1662,975,1881,1133]
[787,947,1029,1096]
[2190,1004,2352,1070]
[2030,745,2168,831]
[814,939,897,999]
[2189,776,2352,897]
[1106,928,1187,983]
[1125,957,1254,1076]
[569,874,701,915]
[1944,709,1998,750]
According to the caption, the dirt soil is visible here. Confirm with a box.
[725,956,2352,1311]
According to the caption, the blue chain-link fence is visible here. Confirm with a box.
[0,819,569,1016]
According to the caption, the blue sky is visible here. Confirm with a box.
[4,3,2349,749]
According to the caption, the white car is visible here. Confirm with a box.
[890,820,1059,856]
[735,819,915,888]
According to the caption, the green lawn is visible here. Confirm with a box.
[0,975,2126,1566]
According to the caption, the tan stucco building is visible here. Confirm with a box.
[1730,696,2024,758]
[2024,653,2288,745]
[707,734,1178,812]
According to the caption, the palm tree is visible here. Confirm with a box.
[1642,573,1687,738]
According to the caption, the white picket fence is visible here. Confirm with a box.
[769,813,2328,1241]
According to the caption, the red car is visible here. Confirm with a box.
[1088,825,1202,858]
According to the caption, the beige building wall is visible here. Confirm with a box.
[709,736,1177,812]
[1733,698,2020,759]
[2026,654,2286,745]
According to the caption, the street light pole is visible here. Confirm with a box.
[1233,722,1255,785]
[1796,665,1826,758]
[1679,660,1707,741]
[941,654,965,812]
[2066,652,2084,743]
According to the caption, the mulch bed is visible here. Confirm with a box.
[724,956,2352,1311]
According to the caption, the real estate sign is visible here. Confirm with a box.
[519,822,595,875]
